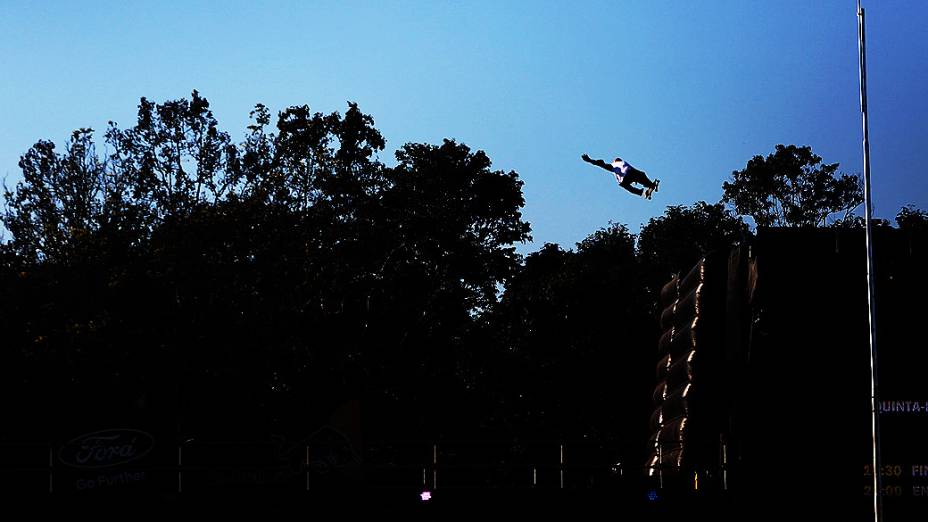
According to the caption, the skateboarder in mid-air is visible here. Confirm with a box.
[581,153,659,199]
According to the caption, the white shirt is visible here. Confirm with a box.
[611,160,631,183]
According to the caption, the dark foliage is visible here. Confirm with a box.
[722,144,863,227]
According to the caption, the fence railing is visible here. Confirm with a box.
[0,440,633,494]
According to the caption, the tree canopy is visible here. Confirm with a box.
[722,144,863,227]
[0,92,531,448]
[637,201,748,301]
[1,95,925,489]
[896,204,928,231]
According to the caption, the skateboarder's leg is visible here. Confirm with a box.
[627,168,657,190]
[619,178,645,197]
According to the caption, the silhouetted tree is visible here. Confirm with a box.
[637,201,748,307]
[829,214,891,229]
[0,92,531,449]
[722,144,863,227]
[3,130,109,264]
[896,204,928,231]
[486,224,654,477]
[384,139,530,311]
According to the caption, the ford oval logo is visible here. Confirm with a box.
[59,429,154,469]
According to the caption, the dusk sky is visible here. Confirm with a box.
[1,1,925,252]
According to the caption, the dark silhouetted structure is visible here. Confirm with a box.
[649,227,928,518]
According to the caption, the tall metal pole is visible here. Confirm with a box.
[857,2,882,521]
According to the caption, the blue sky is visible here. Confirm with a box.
[1,1,925,252]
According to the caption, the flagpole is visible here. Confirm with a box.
[857,1,882,521]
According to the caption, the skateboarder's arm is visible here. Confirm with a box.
[582,155,613,172]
